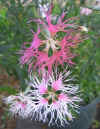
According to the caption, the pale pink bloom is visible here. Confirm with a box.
[24,69,81,127]
[4,69,81,127]
[80,7,92,15]
[4,93,34,118]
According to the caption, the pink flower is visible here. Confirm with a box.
[80,7,92,15]
[20,6,81,73]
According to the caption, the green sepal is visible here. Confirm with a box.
[48,86,52,91]
[55,90,62,94]
[48,47,53,57]
[42,94,49,98]
[48,98,52,105]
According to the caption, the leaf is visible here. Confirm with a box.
[0,7,7,18]
[14,65,27,91]
[52,3,61,15]
[0,86,17,94]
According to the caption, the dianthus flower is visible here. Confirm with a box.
[80,7,92,15]
[4,68,81,127]
[24,69,81,127]
[4,93,33,118]
[20,6,81,73]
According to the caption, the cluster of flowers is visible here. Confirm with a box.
[5,5,82,127]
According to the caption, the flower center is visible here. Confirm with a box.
[40,38,61,53]
[46,39,58,51]
[42,86,62,105]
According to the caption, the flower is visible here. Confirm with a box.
[4,93,33,118]
[20,6,81,73]
[79,26,88,32]
[24,69,81,127]
[80,7,92,15]
[4,68,81,127]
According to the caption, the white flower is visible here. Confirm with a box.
[80,7,92,15]
[25,69,81,127]
[4,68,81,127]
[4,93,33,118]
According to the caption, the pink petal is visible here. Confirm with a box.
[58,93,68,101]
[52,79,62,91]
[39,85,47,94]
[40,98,48,104]
[31,27,40,49]
[52,101,59,108]
[17,102,26,109]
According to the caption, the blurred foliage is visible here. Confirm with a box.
[0,86,17,94]
[78,0,100,103]
[0,0,39,90]
[0,0,100,104]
